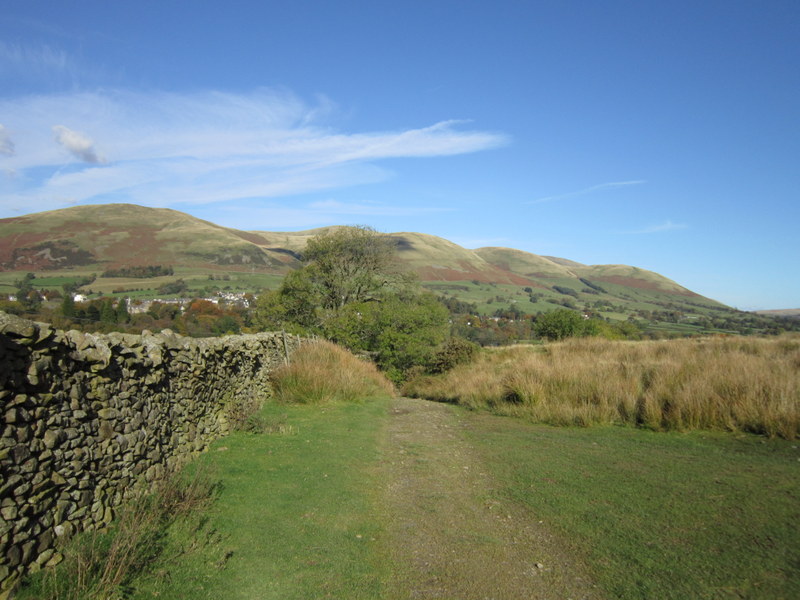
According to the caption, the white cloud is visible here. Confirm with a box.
[52,125,105,163]
[0,89,508,214]
[530,180,645,204]
[0,124,14,156]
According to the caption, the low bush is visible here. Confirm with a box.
[428,337,479,373]
[272,340,395,404]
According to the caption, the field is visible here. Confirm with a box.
[0,268,285,298]
[467,412,800,599]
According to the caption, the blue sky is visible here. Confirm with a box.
[1,1,798,310]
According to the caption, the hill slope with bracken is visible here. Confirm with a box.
[0,203,726,315]
[0,204,301,271]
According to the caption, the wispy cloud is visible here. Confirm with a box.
[200,198,452,229]
[529,180,645,204]
[622,220,688,234]
[0,41,77,84]
[0,88,508,215]
[0,125,14,156]
[307,199,451,216]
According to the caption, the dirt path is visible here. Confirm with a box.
[381,397,602,600]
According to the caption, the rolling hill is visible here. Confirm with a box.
[0,203,728,319]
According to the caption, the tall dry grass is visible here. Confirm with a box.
[272,340,395,404]
[403,335,800,439]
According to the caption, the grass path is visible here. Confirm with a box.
[118,396,798,599]
[125,397,600,599]
[128,401,389,599]
[381,397,601,599]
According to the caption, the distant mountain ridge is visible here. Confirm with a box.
[0,203,723,312]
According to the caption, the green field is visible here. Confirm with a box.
[0,268,285,298]
[125,402,800,599]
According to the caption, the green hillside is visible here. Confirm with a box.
[0,203,742,331]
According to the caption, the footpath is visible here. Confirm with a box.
[381,397,601,600]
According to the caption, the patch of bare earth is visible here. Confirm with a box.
[382,397,602,600]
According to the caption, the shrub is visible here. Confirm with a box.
[323,293,449,382]
[429,337,479,373]
[534,308,584,340]
[579,277,607,294]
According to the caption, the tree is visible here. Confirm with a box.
[15,273,40,311]
[534,308,584,340]
[254,226,407,333]
[100,298,117,324]
[254,226,449,380]
[61,294,76,319]
[87,303,101,322]
[116,297,130,323]
[303,226,397,310]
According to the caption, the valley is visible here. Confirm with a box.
[1,204,795,338]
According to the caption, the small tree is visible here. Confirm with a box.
[253,226,448,380]
[534,308,583,340]
[100,298,117,324]
[15,273,40,311]
[116,297,130,323]
[61,294,76,318]
[255,226,405,333]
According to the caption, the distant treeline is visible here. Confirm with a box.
[102,265,174,278]
[579,277,607,294]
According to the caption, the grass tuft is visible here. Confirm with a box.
[404,335,800,439]
[272,340,395,404]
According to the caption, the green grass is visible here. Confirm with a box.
[128,400,390,600]
[465,414,800,599]
[131,399,800,599]
[24,396,800,599]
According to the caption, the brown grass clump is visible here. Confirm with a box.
[403,335,800,439]
[272,340,395,404]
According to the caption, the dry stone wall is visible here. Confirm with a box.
[0,312,300,591]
